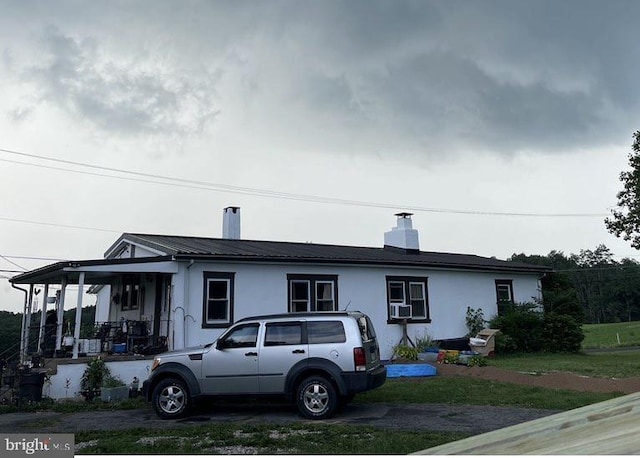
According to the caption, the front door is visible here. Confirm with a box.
[201,323,260,394]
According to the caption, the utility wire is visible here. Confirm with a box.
[0,147,611,218]
[0,253,26,271]
[0,215,121,234]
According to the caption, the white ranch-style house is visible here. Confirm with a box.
[10,208,549,399]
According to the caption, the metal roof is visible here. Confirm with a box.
[112,233,550,273]
[10,233,550,286]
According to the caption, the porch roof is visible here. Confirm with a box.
[9,256,176,285]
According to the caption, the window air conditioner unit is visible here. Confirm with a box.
[390,304,412,319]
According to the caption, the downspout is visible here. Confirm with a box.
[537,272,547,306]
[12,283,29,364]
[183,259,195,348]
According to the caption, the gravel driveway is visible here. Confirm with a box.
[0,401,556,436]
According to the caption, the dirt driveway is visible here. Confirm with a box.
[0,400,556,436]
[2,364,633,436]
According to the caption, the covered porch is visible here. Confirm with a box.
[9,256,179,365]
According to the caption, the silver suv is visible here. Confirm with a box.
[142,311,386,420]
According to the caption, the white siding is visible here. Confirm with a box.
[178,261,542,360]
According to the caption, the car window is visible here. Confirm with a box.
[357,316,376,342]
[264,322,303,346]
[308,321,346,344]
[221,324,259,348]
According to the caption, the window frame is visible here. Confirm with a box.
[202,271,235,328]
[495,279,514,304]
[287,274,339,313]
[385,276,430,323]
[120,275,143,311]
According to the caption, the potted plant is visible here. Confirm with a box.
[415,333,439,362]
[80,357,109,401]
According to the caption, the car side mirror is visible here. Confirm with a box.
[215,339,226,350]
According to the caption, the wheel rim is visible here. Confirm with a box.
[158,385,186,414]
[302,382,329,414]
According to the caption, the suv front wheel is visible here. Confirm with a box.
[296,375,337,420]
[152,377,190,419]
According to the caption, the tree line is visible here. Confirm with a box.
[510,245,640,324]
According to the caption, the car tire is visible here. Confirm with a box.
[152,377,190,419]
[296,375,337,420]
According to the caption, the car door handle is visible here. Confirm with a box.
[292,349,305,354]
[245,352,257,356]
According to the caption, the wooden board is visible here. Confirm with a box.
[414,391,640,455]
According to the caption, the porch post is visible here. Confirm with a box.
[21,285,34,364]
[55,277,68,351]
[72,272,85,359]
[37,283,49,353]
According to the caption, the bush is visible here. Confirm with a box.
[490,303,544,353]
[392,344,419,361]
[490,303,584,354]
[542,313,584,353]
[465,307,486,337]
[414,332,438,352]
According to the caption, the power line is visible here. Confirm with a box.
[0,147,611,218]
[0,216,121,234]
[0,253,26,271]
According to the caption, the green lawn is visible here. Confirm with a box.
[74,423,467,455]
[489,350,640,378]
[357,376,617,410]
[582,321,640,348]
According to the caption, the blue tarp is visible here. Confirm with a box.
[386,363,437,378]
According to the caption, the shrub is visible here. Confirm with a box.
[80,357,111,401]
[490,303,544,353]
[414,332,438,352]
[542,313,584,353]
[489,302,585,354]
[465,307,486,337]
[392,344,419,361]
[467,355,487,367]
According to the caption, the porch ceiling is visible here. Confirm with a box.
[9,256,176,286]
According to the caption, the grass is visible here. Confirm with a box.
[489,350,640,379]
[582,321,640,348]
[0,396,147,415]
[357,377,617,410]
[74,422,468,455]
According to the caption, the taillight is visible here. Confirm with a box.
[354,347,366,371]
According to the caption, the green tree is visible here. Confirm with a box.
[606,131,640,248]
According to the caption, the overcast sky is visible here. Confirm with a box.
[1,0,640,313]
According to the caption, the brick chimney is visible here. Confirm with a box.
[384,212,420,251]
[222,206,241,239]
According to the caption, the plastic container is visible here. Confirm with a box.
[112,343,127,354]
[19,372,46,402]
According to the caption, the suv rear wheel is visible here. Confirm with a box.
[152,377,190,419]
[296,375,337,419]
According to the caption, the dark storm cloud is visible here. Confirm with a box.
[22,26,220,136]
[3,0,639,155]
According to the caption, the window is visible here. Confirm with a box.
[308,321,346,344]
[495,279,514,303]
[220,324,258,348]
[203,272,235,328]
[386,276,429,322]
[287,274,338,312]
[120,275,143,311]
[265,322,304,346]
